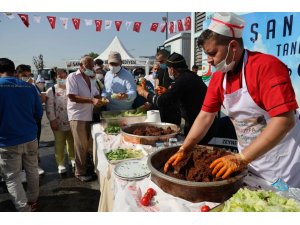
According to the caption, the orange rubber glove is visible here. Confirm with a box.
[209,153,249,179]
[155,86,167,96]
[163,147,189,173]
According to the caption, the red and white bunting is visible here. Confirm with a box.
[115,20,122,31]
[18,14,29,27]
[125,21,132,30]
[84,19,93,26]
[133,22,142,32]
[60,17,68,29]
[177,19,184,32]
[105,20,112,30]
[72,18,80,30]
[33,15,41,24]
[150,22,159,32]
[47,16,56,29]
[169,21,175,34]
[184,16,191,30]
[160,22,166,33]
[95,20,102,32]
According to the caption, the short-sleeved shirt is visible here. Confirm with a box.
[202,50,298,117]
[66,70,99,121]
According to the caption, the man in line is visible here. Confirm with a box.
[66,56,108,182]
[137,53,216,140]
[164,12,300,188]
[154,50,181,126]
[101,51,137,111]
[0,58,43,211]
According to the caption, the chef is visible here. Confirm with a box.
[137,52,217,141]
[164,12,300,188]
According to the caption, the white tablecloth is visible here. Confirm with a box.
[91,123,276,212]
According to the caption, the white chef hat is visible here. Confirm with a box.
[208,12,245,38]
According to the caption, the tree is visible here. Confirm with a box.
[32,54,44,70]
[83,52,99,59]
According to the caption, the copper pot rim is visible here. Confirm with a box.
[147,147,248,187]
[121,122,180,139]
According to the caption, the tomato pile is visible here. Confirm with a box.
[140,188,156,206]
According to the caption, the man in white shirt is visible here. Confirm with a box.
[66,56,108,182]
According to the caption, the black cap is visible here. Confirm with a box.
[166,52,188,69]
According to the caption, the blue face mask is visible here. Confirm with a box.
[57,79,66,85]
[160,63,167,70]
[84,68,95,77]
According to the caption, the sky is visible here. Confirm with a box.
[0,12,190,69]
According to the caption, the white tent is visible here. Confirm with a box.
[95,36,135,65]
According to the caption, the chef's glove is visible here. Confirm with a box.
[209,153,249,179]
[155,86,167,96]
[163,146,188,173]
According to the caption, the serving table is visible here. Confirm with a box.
[91,123,275,212]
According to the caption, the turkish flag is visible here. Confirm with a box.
[133,22,142,32]
[18,14,29,27]
[177,19,184,32]
[160,23,166,33]
[47,16,56,29]
[115,21,122,31]
[150,22,159,32]
[169,21,175,34]
[95,20,102,32]
[184,16,191,30]
[72,18,80,30]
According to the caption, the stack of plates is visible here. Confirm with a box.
[114,160,151,181]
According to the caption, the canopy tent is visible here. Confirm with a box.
[95,36,136,66]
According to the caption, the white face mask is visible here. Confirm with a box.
[96,73,103,80]
[21,77,29,82]
[215,44,236,73]
[109,66,121,74]
[168,68,175,80]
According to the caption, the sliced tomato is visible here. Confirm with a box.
[200,205,210,212]
[146,188,156,197]
[140,196,150,206]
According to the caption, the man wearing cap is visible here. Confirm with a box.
[101,51,137,111]
[137,52,216,140]
[164,12,300,188]
[66,56,108,182]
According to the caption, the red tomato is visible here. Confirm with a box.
[146,188,156,197]
[200,205,210,212]
[140,196,150,206]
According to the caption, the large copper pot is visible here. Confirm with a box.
[147,146,247,203]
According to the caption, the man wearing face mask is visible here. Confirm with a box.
[66,56,108,182]
[154,50,181,126]
[137,52,216,139]
[101,51,137,111]
[164,12,300,188]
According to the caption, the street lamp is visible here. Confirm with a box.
[162,12,168,40]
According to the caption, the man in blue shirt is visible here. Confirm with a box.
[101,51,137,111]
[0,58,43,211]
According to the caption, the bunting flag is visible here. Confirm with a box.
[18,14,29,27]
[47,16,56,29]
[177,19,184,32]
[72,18,80,30]
[33,15,41,23]
[84,19,93,26]
[4,12,15,20]
[133,21,142,32]
[95,20,102,32]
[125,21,132,30]
[160,22,166,33]
[169,21,175,34]
[150,22,159,32]
[105,20,112,30]
[60,17,68,29]
[184,16,191,30]
[115,20,122,31]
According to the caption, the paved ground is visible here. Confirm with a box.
[0,109,100,212]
